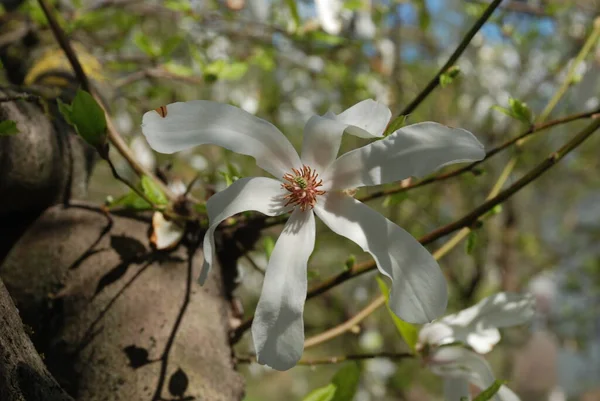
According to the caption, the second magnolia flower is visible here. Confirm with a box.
[141,99,485,370]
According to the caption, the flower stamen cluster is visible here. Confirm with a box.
[282,165,326,211]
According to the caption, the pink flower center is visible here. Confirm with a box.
[282,165,326,211]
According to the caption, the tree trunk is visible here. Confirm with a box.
[0,280,74,401]
[0,89,244,400]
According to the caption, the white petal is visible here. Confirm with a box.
[200,177,290,285]
[418,322,456,348]
[428,293,534,353]
[314,0,343,35]
[429,347,496,387]
[330,99,392,139]
[429,346,514,401]
[301,100,391,172]
[314,192,447,323]
[465,329,501,354]
[322,122,485,190]
[444,292,535,329]
[443,377,471,401]
[252,208,315,370]
[142,100,301,178]
[469,292,536,329]
[496,386,521,401]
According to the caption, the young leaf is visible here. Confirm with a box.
[134,31,158,57]
[344,254,356,271]
[0,120,19,136]
[439,65,461,88]
[330,363,361,401]
[473,380,505,401]
[108,191,152,210]
[301,363,361,401]
[59,89,108,151]
[376,276,419,352]
[383,114,409,136]
[141,176,168,205]
[285,0,301,30]
[508,97,533,123]
[493,97,533,124]
[466,230,477,255]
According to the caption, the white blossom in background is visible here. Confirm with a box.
[417,292,535,401]
[130,135,157,171]
[314,0,345,34]
[142,99,485,370]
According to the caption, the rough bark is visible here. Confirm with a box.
[0,88,93,214]
[1,204,245,401]
[0,280,74,401]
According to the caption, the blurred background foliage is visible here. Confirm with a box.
[2,0,600,400]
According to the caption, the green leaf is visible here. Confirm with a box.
[383,114,409,136]
[493,98,533,124]
[133,31,157,56]
[376,276,419,352]
[0,120,19,136]
[164,62,195,77]
[302,384,336,401]
[344,0,363,11]
[140,176,168,205]
[108,191,152,210]
[302,363,361,401]
[263,236,275,260]
[59,89,107,150]
[508,97,533,123]
[473,380,505,401]
[330,363,361,401]
[440,65,461,88]
[466,230,477,255]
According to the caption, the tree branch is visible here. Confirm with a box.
[397,0,504,117]
[359,108,600,203]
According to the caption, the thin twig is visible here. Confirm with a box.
[231,117,600,342]
[236,351,413,366]
[359,107,600,203]
[36,0,176,201]
[304,295,386,348]
[397,0,504,117]
[0,94,41,103]
[104,155,157,208]
[37,0,91,92]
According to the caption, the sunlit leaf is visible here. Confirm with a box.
[466,230,477,255]
[263,236,275,260]
[330,363,361,401]
[473,380,505,401]
[440,65,461,88]
[108,191,152,210]
[58,89,107,151]
[302,384,336,401]
[141,176,168,205]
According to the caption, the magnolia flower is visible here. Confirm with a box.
[417,292,535,401]
[418,292,536,354]
[141,99,485,370]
